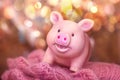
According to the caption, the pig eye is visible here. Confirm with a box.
[58,29,60,32]
[72,33,74,37]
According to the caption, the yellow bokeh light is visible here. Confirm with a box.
[48,0,59,6]
[90,6,98,13]
[34,2,42,9]
[24,5,36,19]
[72,0,81,8]
[32,30,41,38]
[60,0,72,14]
[40,6,51,17]
[4,7,15,19]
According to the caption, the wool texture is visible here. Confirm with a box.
[1,49,120,80]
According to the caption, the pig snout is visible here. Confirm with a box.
[55,33,70,46]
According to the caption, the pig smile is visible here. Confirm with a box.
[54,43,70,53]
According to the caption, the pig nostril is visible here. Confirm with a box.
[64,38,67,41]
[58,36,60,39]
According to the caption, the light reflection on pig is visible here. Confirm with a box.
[42,11,94,72]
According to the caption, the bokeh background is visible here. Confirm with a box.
[0,0,120,77]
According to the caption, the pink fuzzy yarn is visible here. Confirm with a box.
[1,49,120,80]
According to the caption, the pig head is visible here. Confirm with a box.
[42,11,94,72]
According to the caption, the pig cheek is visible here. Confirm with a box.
[46,30,56,49]
[69,34,85,57]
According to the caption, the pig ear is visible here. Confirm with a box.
[78,19,94,32]
[50,11,63,24]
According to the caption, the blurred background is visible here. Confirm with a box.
[0,0,120,77]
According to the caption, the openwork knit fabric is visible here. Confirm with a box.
[1,49,120,80]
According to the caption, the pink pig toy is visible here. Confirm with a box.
[42,11,94,72]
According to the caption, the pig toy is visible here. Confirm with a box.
[42,11,94,72]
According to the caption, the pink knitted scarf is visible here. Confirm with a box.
[1,49,120,80]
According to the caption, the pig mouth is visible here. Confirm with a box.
[54,43,70,53]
